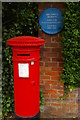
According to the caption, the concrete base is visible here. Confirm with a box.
[14,112,40,120]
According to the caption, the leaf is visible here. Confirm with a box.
[60,2,80,97]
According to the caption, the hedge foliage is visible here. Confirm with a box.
[2,2,39,117]
[60,2,80,93]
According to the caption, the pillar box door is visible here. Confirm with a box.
[7,36,44,118]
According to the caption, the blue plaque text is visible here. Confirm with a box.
[39,8,63,34]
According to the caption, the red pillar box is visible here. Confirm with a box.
[7,36,44,118]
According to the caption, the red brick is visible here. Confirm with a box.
[40,67,51,72]
[51,38,57,43]
[40,67,45,71]
[57,58,63,62]
[51,85,58,89]
[45,80,57,85]
[52,58,58,62]
[57,42,62,48]
[58,62,64,67]
[38,30,45,38]
[51,93,59,99]
[40,80,45,85]
[45,53,57,58]
[65,94,69,99]
[41,57,50,62]
[52,67,58,71]
[55,3,66,9]
[57,91,64,96]
[52,103,62,107]
[45,62,57,67]
[40,52,44,57]
[52,57,62,63]
[58,80,64,86]
[46,89,57,94]
[57,53,63,59]
[45,71,51,76]
[38,2,54,10]
[44,102,51,106]
[44,34,51,38]
[45,43,59,48]
[69,104,78,113]
[52,34,59,38]
[44,85,50,90]
[57,85,64,90]
[52,48,62,52]
[44,38,51,43]
[47,51,58,55]
[70,94,77,99]
[44,51,57,55]
[51,76,60,81]
[52,37,61,43]
[45,67,51,72]
[43,94,49,99]
[58,106,69,112]
[41,48,51,52]
[52,67,63,71]
[40,61,44,66]
[40,75,50,79]
[40,71,44,75]
[51,71,58,77]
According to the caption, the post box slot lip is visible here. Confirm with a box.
[12,57,40,62]
[17,54,30,56]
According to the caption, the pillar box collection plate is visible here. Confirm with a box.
[7,36,45,118]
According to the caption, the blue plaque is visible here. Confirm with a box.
[39,8,63,34]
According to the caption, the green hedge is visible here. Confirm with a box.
[60,2,80,94]
[2,2,39,117]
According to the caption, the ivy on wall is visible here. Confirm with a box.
[60,2,80,93]
[2,2,39,118]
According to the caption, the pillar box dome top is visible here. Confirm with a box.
[7,36,44,47]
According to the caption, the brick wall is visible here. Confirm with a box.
[38,2,79,118]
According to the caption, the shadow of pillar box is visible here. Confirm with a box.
[7,36,44,118]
